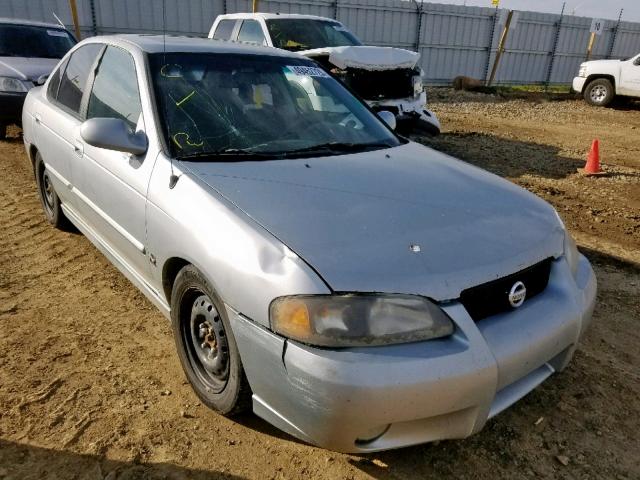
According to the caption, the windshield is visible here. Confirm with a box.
[0,24,75,58]
[266,19,361,52]
[150,53,399,160]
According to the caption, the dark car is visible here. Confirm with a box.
[0,18,76,138]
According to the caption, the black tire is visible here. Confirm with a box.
[0,124,6,140]
[34,152,70,229]
[171,265,251,416]
[584,78,615,107]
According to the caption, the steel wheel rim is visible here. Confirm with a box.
[590,85,607,103]
[182,292,230,393]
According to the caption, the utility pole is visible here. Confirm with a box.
[487,10,514,87]
[68,0,81,40]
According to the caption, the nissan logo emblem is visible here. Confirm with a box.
[508,281,527,308]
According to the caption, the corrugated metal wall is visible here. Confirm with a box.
[2,0,640,85]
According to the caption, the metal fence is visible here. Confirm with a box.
[2,0,640,85]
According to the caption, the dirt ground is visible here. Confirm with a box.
[1,90,639,480]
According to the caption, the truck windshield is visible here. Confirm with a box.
[149,52,399,160]
[0,24,75,58]
[265,19,361,52]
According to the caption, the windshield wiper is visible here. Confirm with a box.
[272,141,394,158]
[176,148,280,161]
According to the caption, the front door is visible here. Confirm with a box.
[619,55,640,97]
[73,45,155,282]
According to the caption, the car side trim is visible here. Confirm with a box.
[46,163,146,254]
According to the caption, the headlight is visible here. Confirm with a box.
[0,76,29,93]
[578,64,587,78]
[412,74,423,97]
[270,294,454,347]
[564,230,579,279]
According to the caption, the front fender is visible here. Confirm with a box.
[145,154,330,327]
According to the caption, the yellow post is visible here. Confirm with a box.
[252,0,259,13]
[585,32,597,61]
[68,0,82,40]
[487,9,514,87]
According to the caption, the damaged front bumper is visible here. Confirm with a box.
[228,255,596,453]
[368,92,441,135]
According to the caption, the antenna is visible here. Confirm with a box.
[162,0,180,189]
[52,12,65,29]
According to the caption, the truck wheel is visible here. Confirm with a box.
[171,265,252,416]
[35,152,70,229]
[584,78,614,107]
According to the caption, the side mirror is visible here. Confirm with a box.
[35,74,48,86]
[80,118,148,155]
[377,110,397,131]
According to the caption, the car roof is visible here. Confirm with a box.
[216,13,337,22]
[86,34,307,58]
[0,17,68,29]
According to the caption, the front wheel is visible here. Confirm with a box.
[171,265,251,416]
[584,78,615,107]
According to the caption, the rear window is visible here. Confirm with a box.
[0,24,75,58]
[213,19,236,40]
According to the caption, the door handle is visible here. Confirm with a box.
[73,142,83,157]
[34,114,42,124]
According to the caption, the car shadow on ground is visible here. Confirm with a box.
[417,131,584,180]
[0,439,247,480]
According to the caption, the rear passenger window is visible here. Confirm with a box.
[237,20,266,45]
[213,20,236,40]
[87,46,142,129]
[56,44,102,114]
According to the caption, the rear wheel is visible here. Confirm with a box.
[584,78,614,107]
[35,152,70,229]
[171,265,251,416]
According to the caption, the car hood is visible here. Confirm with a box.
[0,57,59,81]
[300,46,420,71]
[186,142,564,301]
[584,59,621,69]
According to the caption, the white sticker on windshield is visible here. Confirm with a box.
[47,30,68,37]
[286,65,330,78]
[332,24,348,32]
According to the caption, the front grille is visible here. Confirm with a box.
[343,68,415,100]
[460,258,553,321]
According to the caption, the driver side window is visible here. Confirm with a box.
[86,46,142,129]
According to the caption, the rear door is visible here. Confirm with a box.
[73,45,154,280]
[35,43,103,208]
[619,55,640,97]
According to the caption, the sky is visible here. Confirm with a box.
[433,0,639,22]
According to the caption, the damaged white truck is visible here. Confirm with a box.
[208,13,441,135]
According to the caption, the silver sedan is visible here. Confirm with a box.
[22,34,596,453]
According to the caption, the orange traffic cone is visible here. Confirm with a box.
[580,139,605,176]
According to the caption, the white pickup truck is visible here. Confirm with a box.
[572,53,640,106]
[208,13,441,135]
